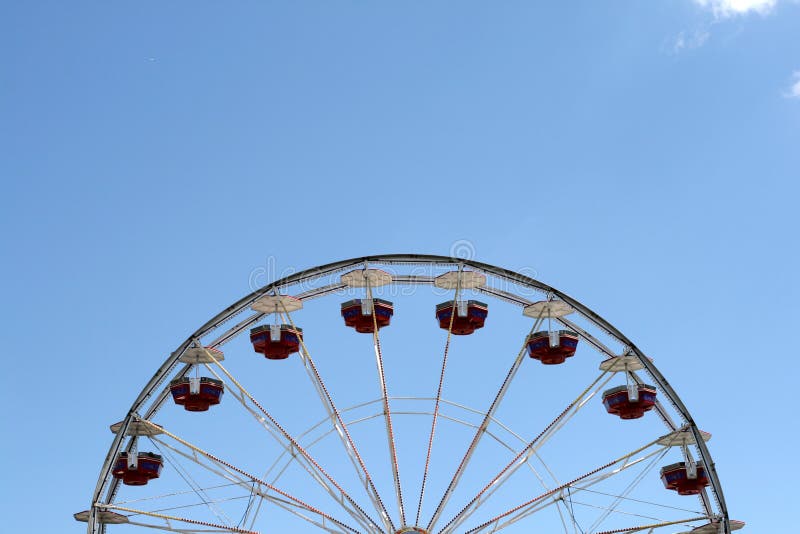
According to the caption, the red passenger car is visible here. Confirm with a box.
[112,452,163,486]
[526,330,579,365]
[341,298,394,333]
[170,377,224,412]
[435,300,488,335]
[602,384,657,419]
[660,462,709,495]
[250,324,303,360]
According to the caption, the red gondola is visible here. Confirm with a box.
[526,330,579,365]
[341,298,394,333]
[660,462,709,495]
[169,377,224,412]
[602,384,657,419]
[112,452,163,486]
[435,300,488,335]
[250,324,303,360]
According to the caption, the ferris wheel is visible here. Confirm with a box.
[76,254,743,534]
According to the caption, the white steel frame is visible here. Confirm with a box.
[83,255,732,534]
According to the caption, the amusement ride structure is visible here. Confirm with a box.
[76,254,742,534]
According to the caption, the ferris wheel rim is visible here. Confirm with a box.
[84,254,732,534]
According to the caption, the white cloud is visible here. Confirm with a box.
[694,0,778,17]
[671,28,711,53]
[785,72,800,99]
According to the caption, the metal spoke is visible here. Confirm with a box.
[246,492,266,533]
[147,436,282,514]
[559,314,729,531]
[627,369,714,519]
[248,494,356,534]
[135,419,362,534]
[197,348,381,532]
[105,310,265,506]
[557,318,685,437]
[592,516,710,534]
[585,445,671,532]
[96,503,258,534]
[416,266,463,527]
[364,269,406,527]
[438,371,613,534]
[149,437,234,527]
[258,393,562,523]
[199,363,374,531]
[114,483,243,507]
[577,487,705,516]
[461,438,669,534]
[433,406,570,534]
[484,449,672,533]
[568,499,664,523]
[105,363,193,507]
[425,315,546,531]
[125,519,250,533]
[85,256,732,534]
[147,436,346,533]
[556,318,717,526]
[279,300,396,532]
[122,496,351,534]
[127,494,253,518]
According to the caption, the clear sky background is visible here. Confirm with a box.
[1,1,798,532]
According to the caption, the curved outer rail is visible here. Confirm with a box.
[86,254,730,534]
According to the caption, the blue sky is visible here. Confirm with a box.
[1,1,798,532]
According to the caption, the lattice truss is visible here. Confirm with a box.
[77,255,741,534]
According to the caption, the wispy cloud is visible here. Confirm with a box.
[671,0,783,53]
[671,28,712,53]
[693,0,778,18]
[785,72,800,99]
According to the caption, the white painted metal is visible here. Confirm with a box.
[657,428,712,447]
[364,271,406,529]
[294,341,392,532]
[684,447,699,479]
[341,268,393,287]
[139,418,363,533]
[464,444,671,533]
[109,420,164,437]
[360,298,374,315]
[425,316,545,532]
[627,380,640,402]
[433,270,486,289]
[523,300,574,319]
[599,355,645,372]
[188,377,200,395]
[416,269,464,528]
[200,346,383,532]
[269,324,281,341]
[179,345,224,364]
[439,372,616,534]
[147,434,360,533]
[679,520,745,533]
[74,510,129,524]
[251,294,303,314]
[83,255,733,534]
[549,330,560,348]
[278,294,395,532]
